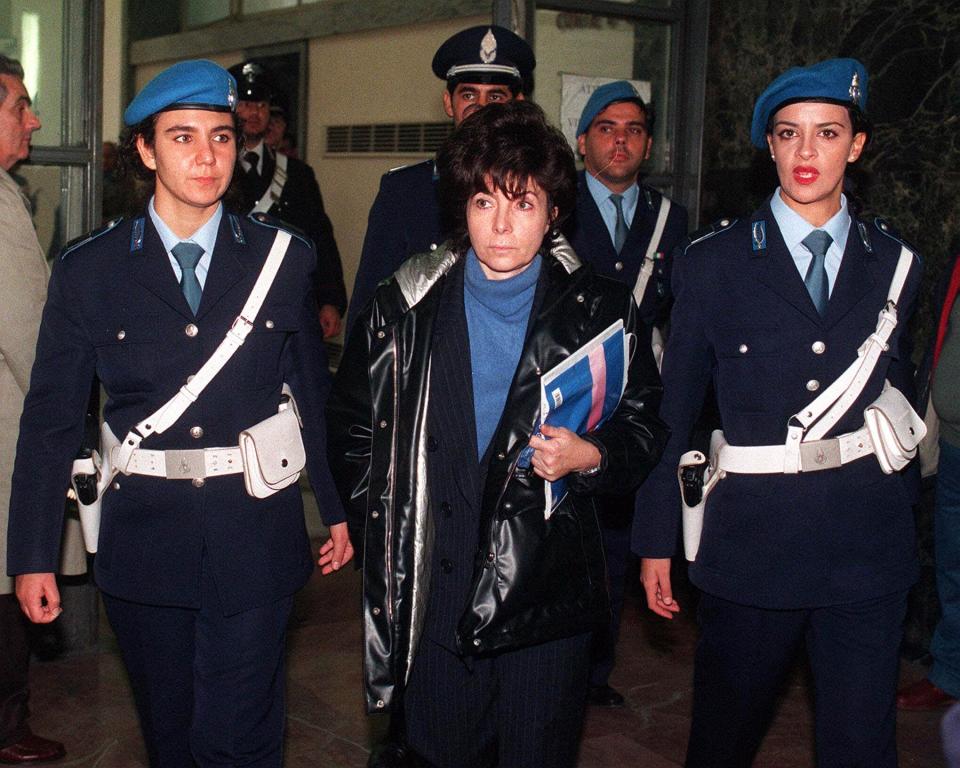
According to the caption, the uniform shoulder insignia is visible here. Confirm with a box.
[60,217,123,260]
[246,212,313,249]
[386,158,433,176]
[684,217,737,253]
[871,217,922,263]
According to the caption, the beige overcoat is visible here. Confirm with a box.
[0,166,86,594]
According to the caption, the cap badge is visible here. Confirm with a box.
[480,28,498,64]
[849,72,861,106]
[227,78,237,108]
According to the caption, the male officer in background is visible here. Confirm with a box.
[345,25,535,336]
[8,60,352,766]
[229,60,347,338]
[0,53,85,765]
[564,80,688,708]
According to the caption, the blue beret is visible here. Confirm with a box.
[750,58,868,148]
[432,26,535,87]
[577,80,646,137]
[124,60,237,126]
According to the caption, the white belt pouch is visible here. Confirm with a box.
[239,387,305,498]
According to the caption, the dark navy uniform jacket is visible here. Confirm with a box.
[346,159,442,336]
[633,198,922,608]
[239,149,347,314]
[6,212,345,615]
[564,171,689,328]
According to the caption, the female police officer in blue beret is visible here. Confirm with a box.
[7,60,352,766]
[635,58,922,766]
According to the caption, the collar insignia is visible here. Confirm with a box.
[752,220,767,252]
[480,28,497,64]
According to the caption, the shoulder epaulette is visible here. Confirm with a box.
[684,217,737,253]
[247,212,313,249]
[871,217,922,264]
[386,158,433,176]
[60,217,123,260]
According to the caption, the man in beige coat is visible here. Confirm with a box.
[0,53,85,764]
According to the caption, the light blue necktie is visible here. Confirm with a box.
[801,229,832,317]
[609,193,630,254]
[171,242,204,315]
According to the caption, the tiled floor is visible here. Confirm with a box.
[22,495,948,767]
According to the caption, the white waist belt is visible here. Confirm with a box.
[111,445,244,480]
[715,426,875,475]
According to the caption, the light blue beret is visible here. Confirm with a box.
[124,60,237,126]
[750,58,868,148]
[576,80,646,137]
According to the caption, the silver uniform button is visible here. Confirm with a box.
[112,481,120,490]
[739,344,748,354]
[265,319,275,329]
[190,426,204,439]
[806,379,820,392]
[372,606,381,616]
[720,219,730,227]
[116,329,126,341]
[430,243,438,251]
[185,323,198,337]
[811,341,826,354]
[371,510,380,519]
[379,419,388,429]
[192,478,205,488]
[614,261,623,272]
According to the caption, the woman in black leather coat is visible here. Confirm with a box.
[327,101,668,768]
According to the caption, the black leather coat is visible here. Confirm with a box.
[327,236,668,712]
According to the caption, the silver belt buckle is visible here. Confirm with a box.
[166,449,206,479]
[799,440,842,472]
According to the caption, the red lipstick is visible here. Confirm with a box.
[793,166,819,185]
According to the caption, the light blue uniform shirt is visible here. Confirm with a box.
[148,196,222,290]
[585,172,640,246]
[770,189,850,296]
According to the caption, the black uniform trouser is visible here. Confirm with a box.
[0,594,30,748]
[102,557,294,768]
[404,632,592,768]
[686,590,908,768]
[590,521,630,687]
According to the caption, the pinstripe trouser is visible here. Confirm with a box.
[404,632,592,768]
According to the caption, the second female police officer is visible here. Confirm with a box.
[635,59,922,766]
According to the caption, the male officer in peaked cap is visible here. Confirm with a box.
[563,80,688,709]
[8,60,353,767]
[345,24,535,337]
[635,58,922,765]
[228,60,347,339]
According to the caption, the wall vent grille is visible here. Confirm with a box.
[327,122,453,154]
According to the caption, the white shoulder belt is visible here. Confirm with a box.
[251,151,288,214]
[632,196,671,308]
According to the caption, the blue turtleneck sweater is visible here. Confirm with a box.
[463,249,542,458]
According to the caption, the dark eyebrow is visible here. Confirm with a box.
[595,118,647,127]
[16,94,31,107]
[773,120,845,129]
[163,123,236,134]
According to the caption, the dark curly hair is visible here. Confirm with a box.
[437,100,577,254]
